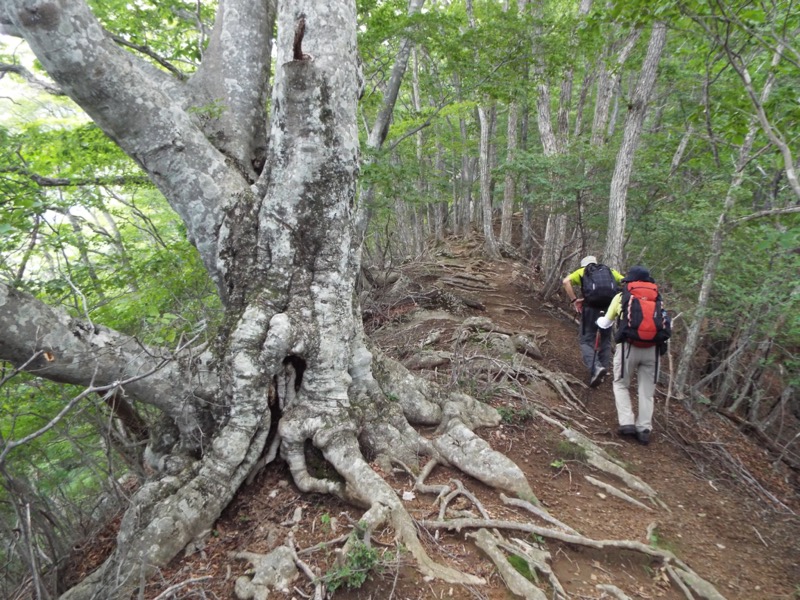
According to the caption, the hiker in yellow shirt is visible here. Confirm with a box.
[562,255,624,388]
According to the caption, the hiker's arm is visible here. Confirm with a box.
[605,293,623,321]
[562,270,583,313]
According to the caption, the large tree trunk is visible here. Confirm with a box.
[604,22,667,268]
[1,1,532,597]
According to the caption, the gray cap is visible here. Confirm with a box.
[580,255,597,268]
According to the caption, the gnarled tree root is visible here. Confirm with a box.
[421,517,727,600]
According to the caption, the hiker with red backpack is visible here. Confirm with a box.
[562,255,624,388]
[596,265,672,445]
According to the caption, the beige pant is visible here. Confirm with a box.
[612,342,658,432]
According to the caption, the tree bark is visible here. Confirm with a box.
[500,101,519,245]
[534,0,591,289]
[2,2,533,597]
[479,105,500,257]
[604,22,667,269]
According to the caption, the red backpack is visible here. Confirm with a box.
[616,281,671,347]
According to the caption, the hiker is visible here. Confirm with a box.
[596,265,671,446]
[562,255,624,387]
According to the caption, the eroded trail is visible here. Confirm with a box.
[69,244,799,600]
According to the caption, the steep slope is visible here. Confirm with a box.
[66,241,799,600]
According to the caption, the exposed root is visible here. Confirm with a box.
[151,577,212,600]
[500,493,579,534]
[392,457,451,497]
[500,536,567,598]
[368,350,535,498]
[468,529,548,600]
[537,412,663,505]
[230,547,298,598]
[666,564,699,600]
[596,584,632,599]
[439,479,490,520]
[286,533,324,600]
[584,475,654,512]
[420,517,727,599]
[668,566,728,600]
[432,420,534,499]
[319,434,485,585]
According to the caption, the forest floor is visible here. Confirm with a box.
[72,237,799,600]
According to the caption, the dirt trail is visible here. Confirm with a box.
[80,247,798,600]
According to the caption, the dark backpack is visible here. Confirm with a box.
[581,263,620,309]
[616,281,671,347]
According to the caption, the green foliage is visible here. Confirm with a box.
[0,373,123,524]
[188,99,228,120]
[555,440,588,463]
[86,0,215,69]
[497,405,535,425]
[507,553,537,583]
[320,513,332,532]
[647,526,675,552]
[323,536,384,592]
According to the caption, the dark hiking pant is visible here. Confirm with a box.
[579,305,612,374]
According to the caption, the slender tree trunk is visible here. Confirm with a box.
[533,0,563,279]
[411,45,429,249]
[434,143,447,240]
[478,105,500,257]
[591,30,642,147]
[605,76,622,139]
[358,0,426,239]
[604,22,667,268]
[67,214,105,301]
[13,216,41,286]
[500,102,518,245]
[574,27,640,256]
[670,124,693,176]
[520,106,534,257]
[456,98,474,236]
[499,0,529,246]
[536,0,591,286]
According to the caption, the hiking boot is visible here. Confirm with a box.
[589,366,607,388]
[618,425,636,437]
[636,429,651,445]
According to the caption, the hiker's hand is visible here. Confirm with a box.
[573,298,583,313]
[596,316,612,329]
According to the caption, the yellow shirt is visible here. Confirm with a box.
[605,292,623,321]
